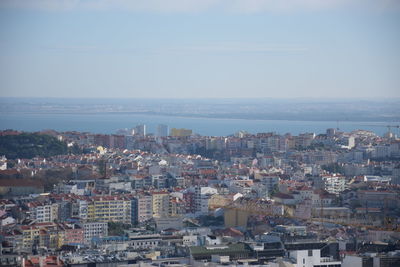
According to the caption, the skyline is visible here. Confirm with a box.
[0,1,400,98]
[1,97,399,136]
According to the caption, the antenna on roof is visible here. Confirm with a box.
[336,120,339,131]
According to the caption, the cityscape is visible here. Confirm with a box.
[1,0,400,267]
[0,124,399,266]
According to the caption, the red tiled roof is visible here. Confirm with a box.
[215,227,244,237]
[0,179,43,188]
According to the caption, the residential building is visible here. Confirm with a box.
[152,191,170,218]
[82,222,108,243]
[195,186,218,214]
[156,124,168,137]
[288,249,341,267]
[137,194,153,222]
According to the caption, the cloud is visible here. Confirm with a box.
[1,0,398,13]
[181,43,308,53]
[37,42,307,55]
[40,44,99,52]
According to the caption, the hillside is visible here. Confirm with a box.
[0,132,68,159]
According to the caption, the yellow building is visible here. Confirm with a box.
[169,195,184,217]
[152,192,170,218]
[87,202,95,221]
[21,225,40,250]
[224,208,249,228]
[90,196,131,224]
[170,128,192,137]
[21,223,65,251]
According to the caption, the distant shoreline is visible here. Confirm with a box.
[1,110,399,123]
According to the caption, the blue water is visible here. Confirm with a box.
[0,112,395,136]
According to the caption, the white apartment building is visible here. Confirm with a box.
[183,235,199,247]
[30,203,59,223]
[82,222,108,243]
[289,249,341,267]
[195,187,218,214]
[322,175,346,195]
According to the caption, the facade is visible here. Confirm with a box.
[130,198,138,224]
[342,252,400,267]
[155,216,183,231]
[128,234,161,250]
[136,194,153,222]
[156,124,168,137]
[195,187,218,214]
[133,124,146,137]
[357,190,399,209]
[90,196,131,224]
[321,175,346,195]
[82,222,108,243]
[0,180,43,197]
[29,203,59,223]
[152,192,170,218]
[63,225,84,245]
[289,249,341,267]
[20,223,64,252]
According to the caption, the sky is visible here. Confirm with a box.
[0,0,399,99]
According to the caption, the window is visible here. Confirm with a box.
[308,250,313,256]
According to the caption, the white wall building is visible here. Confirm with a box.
[195,187,218,214]
[289,249,341,267]
[322,175,346,195]
[82,222,108,243]
[30,203,59,223]
[137,195,153,222]
[0,156,7,170]
[183,235,199,247]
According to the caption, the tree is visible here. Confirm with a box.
[0,132,69,159]
[321,163,344,174]
[108,222,131,236]
[269,184,280,197]
[68,143,82,155]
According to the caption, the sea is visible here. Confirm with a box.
[0,112,396,137]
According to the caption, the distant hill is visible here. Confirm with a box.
[0,132,68,159]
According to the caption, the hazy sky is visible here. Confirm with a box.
[0,0,399,98]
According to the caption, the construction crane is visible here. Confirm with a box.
[360,124,400,136]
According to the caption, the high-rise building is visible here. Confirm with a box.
[156,124,168,137]
[326,128,336,137]
[152,191,170,218]
[133,124,146,137]
[137,194,153,222]
[195,186,218,214]
[87,196,131,224]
